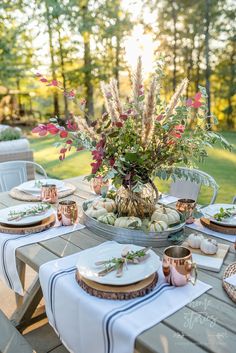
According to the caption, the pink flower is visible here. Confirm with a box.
[60,130,68,138]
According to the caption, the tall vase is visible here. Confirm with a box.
[116,182,158,218]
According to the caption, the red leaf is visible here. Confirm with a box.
[60,148,67,154]
[35,72,42,77]
[51,79,58,86]
[194,92,202,101]
[120,114,128,121]
[60,130,68,138]
[40,78,48,82]
[38,130,47,136]
[192,100,202,108]
[156,114,164,121]
[66,139,73,144]
[175,124,185,133]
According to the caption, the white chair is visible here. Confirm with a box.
[0,160,47,192]
[157,167,218,204]
[169,167,218,204]
[233,196,236,204]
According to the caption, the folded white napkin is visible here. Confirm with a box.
[158,194,179,205]
[39,242,211,353]
[16,186,72,196]
[187,219,236,243]
[224,274,236,286]
[0,216,84,295]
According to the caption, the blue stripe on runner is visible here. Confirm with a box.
[109,285,174,353]
[102,282,169,353]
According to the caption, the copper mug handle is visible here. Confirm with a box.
[185,260,197,285]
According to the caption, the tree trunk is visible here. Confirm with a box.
[81,1,94,122]
[45,0,59,117]
[57,24,69,118]
[114,34,120,88]
[205,0,211,128]
[171,3,177,92]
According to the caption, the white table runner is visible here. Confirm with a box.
[187,219,236,243]
[39,242,211,353]
[0,216,84,294]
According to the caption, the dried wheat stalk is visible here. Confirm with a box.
[74,116,98,140]
[142,77,157,146]
[110,78,123,118]
[166,78,188,118]
[101,82,117,122]
[132,56,143,108]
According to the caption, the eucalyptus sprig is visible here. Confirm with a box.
[213,207,235,222]
[95,247,150,277]
[8,203,51,221]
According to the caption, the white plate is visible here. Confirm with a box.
[0,203,54,226]
[201,204,236,227]
[17,179,64,193]
[76,243,160,285]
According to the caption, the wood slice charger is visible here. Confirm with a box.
[200,217,236,235]
[76,271,158,300]
[0,214,56,235]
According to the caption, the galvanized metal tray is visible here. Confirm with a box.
[82,199,185,247]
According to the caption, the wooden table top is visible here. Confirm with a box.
[0,176,235,353]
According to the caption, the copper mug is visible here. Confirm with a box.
[57,200,78,225]
[91,176,109,195]
[162,246,197,286]
[176,198,196,224]
[41,184,58,204]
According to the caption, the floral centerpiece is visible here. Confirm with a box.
[33,58,230,218]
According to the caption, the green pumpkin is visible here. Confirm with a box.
[97,212,117,225]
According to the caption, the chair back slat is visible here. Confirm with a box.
[0,161,47,192]
[170,180,200,201]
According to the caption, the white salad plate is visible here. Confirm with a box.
[201,204,236,227]
[76,242,160,286]
[17,179,64,193]
[0,203,54,226]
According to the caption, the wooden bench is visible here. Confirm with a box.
[0,310,34,353]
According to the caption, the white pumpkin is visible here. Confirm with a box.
[149,220,168,232]
[97,212,117,226]
[200,238,218,255]
[114,216,142,229]
[187,233,204,249]
[86,206,108,219]
[165,208,180,222]
[93,198,116,212]
[151,211,169,223]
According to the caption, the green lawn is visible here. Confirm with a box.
[29,131,236,204]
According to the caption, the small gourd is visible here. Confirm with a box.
[149,220,168,232]
[187,233,204,249]
[200,238,218,255]
[97,212,117,226]
[93,198,117,212]
[151,211,168,223]
[86,206,108,219]
[114,216,142,229]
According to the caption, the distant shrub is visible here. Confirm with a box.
[0,128,21,141]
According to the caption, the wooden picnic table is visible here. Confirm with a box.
[0,176,235,353]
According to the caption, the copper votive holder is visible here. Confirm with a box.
[41,184,58,204]
[57,200,78,226]
[176,198,196,224]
